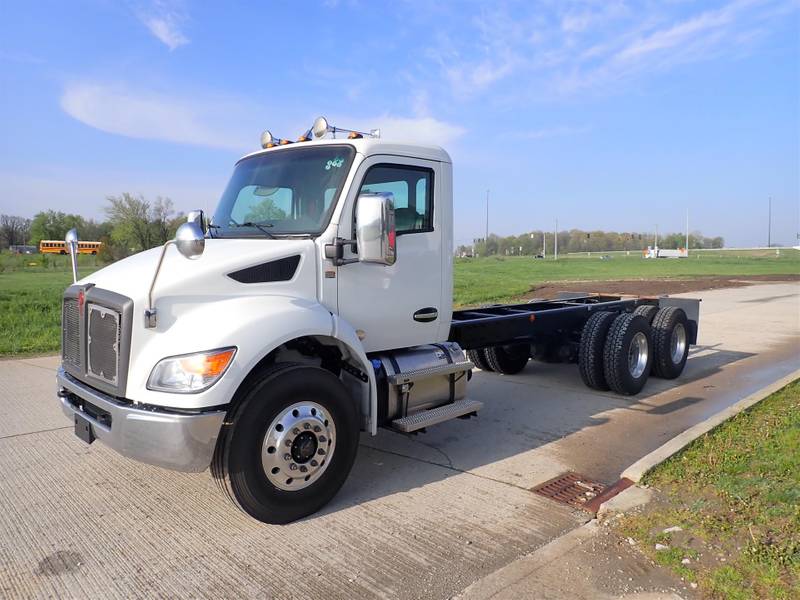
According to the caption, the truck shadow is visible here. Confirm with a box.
[319,344,756,517]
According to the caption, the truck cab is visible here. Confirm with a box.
[58,119,698,523]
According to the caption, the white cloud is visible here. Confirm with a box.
[60,82,253,151]
[615,2,745,63]
[59,82,464,151]
[420,0,795,99]
[136,1,189,50]
[142,16,188,50]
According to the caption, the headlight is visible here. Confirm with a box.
[147,347,236,393]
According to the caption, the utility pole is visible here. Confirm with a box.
[685,208,689,252]
[485,189,489,247]
[542,232,546,258]
[767,196,772,248]
[554,218,558,260]
[654,225,659,250]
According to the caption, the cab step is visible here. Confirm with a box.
[387,360,473,385]
[391,398,483,433]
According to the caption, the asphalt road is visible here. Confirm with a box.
[0,282,798,599]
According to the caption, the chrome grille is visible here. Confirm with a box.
[62,298,80,369]
[87,303,120,385]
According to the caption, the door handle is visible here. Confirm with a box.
[413,307,438,322]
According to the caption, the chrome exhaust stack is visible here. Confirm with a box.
[65,228,79,283]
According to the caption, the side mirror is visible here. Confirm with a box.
[186,209,207,234]
[355,192,396,265]
[175,222,205,260]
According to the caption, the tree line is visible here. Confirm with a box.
[461,229,724,257]
[0,193,186,261]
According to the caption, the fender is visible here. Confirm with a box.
[127,295,378,433]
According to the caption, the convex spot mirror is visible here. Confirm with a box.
[175,222,205,260]
[355,192,396,265]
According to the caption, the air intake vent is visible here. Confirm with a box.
[228,255,301,284]
[62,298,80,369]
[87,304,120,385]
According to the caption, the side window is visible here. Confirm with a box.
[359,164,433,234]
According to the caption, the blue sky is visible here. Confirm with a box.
[1,0,798,247]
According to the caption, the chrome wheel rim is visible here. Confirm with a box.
[628,331,649,379]
[670,323,687,365]
[261,401,336,491]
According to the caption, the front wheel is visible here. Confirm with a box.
[212,363,359,524]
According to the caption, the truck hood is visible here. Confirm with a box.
[80,238,318,306]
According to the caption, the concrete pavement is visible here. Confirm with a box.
[0,282,797,599]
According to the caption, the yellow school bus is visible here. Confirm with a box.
[39,240,102,255]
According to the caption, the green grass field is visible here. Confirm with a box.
[0,253,100,356]
[618,379,800,599]
[454,249,799,306]
[0,248,798,356]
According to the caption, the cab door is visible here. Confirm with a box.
[336,156,443,353]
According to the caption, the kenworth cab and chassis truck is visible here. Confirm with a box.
[57,117,699,524]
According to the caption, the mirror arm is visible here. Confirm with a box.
[145,240,175,328]
[324,238,358,266]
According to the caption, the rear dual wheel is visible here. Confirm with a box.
[580,311,653,394]
[603,313,653,395]
[468,344,530,374]
[484,344,530,374]
[467,349,493,371]
[651,307,690,379]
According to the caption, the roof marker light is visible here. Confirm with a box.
[311,116,380,140]
[260,130,275,149]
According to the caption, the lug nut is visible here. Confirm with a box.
[314,426,321,432]
[299,465,308,473]
[285,439,292,446]
[283,453,291,461]
[293,428,300,435]
[310,460,318,467]
[319,436,326,443]
[289,463,298,471]
[318,448,326,455]
[303,423,311,430]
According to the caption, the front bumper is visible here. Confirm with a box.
[57,367,226,472]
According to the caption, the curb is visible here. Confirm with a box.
[620,368,800,483]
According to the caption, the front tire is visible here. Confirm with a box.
[603,314,653,395]
[212,363,359,524]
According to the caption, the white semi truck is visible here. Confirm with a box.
[57,118,699,523]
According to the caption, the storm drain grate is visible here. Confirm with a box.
[531,472,607,511]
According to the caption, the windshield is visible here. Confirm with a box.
[211,145,355,237]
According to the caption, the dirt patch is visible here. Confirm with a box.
[524,274,800,299]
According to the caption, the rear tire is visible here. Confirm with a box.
[603,314,653,395]
[467,349,493,372]
[632,304,658,324]
[578,311,616,390]
[484,344,529,374]
[651,307,689,379]
[212,363,359,524]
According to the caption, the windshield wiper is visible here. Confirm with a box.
[228,219,275,239]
